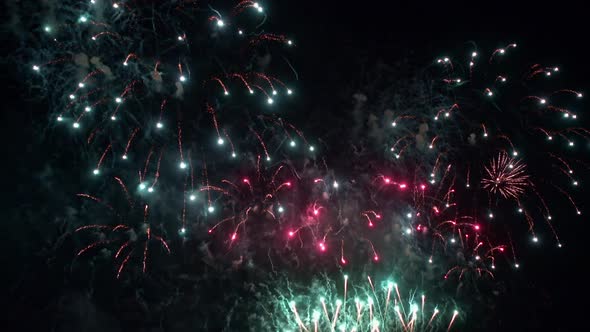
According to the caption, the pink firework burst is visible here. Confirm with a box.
[481,153,530,199]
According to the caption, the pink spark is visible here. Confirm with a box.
[96,144,112,171]
[210,77,228,95]
[123,128,139,157]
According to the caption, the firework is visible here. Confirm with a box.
[346,42,586,268]
[253,273,460,332]
[27,0,309,268]
[74,182,170,278]
[25,0,587,309]
[481,152,530,200]
[28,0,301,171]
[429,43,586,248]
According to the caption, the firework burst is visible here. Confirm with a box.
[74,181,170,278]
[348,42,586,258]
[253,273,460,332]
[481,152,530,200]
[26,0,311,269]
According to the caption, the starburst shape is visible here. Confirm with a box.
[481,152,530,199]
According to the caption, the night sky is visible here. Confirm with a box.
[3,1,589,331]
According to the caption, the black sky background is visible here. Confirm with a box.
[2,0,590,330]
